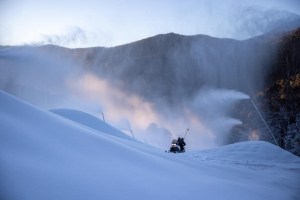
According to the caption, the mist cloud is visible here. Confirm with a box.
[189,88,249,145]
[66,73,246,150]
[0,47,81,107]
[33,27,112,48]
[0,43,269,151]
[229,6,300,39]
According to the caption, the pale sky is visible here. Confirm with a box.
[1,0,299,47]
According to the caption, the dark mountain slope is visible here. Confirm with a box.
[264,28,300,154]
[231,28,300,155]
[68,33,276,109]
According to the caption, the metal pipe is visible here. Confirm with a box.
[101,112,105,122]
[250,98,279,146]
[184,128,190,139]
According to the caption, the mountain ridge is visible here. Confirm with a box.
[1,25,299,155]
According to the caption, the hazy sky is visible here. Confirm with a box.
[1,0,299,47]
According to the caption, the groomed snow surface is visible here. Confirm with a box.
[0,91,299,200]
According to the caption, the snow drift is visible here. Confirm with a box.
[0,91,299,200]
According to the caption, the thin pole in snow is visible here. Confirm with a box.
[128,123,135,139]
[130,130,135,139]
[250,98,279,146]
[101,112,105,122]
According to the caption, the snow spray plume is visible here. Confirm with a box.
[0,46,103,114]
[189,88,250,145]
[79,26,279,149]
[143,123,173,149]
[35,27,110,48]
[228,5,300,39]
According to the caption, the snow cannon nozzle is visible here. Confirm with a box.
[184,128,190,139]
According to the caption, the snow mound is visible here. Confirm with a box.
[189,141,300,166]
[50,108,131,140]
[0,91,188,200]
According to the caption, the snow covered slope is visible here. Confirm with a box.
[50,108,131,140]
[189,141,300,163]
[0,91,299,200]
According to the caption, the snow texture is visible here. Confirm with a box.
[50,108,132,140]
[0,91,299,200]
